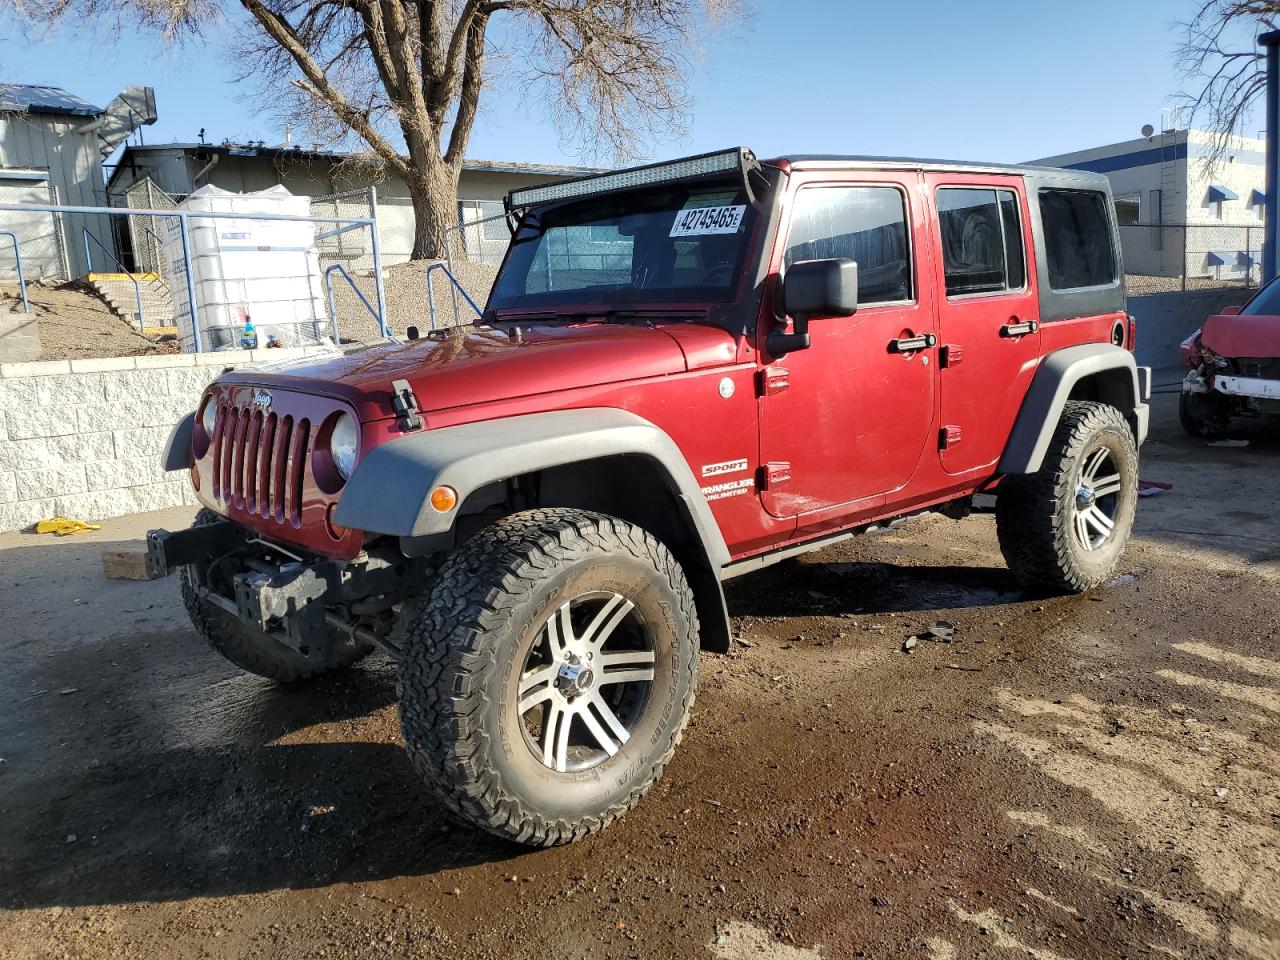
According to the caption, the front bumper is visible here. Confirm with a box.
[148,518,419,659]
[1184,369,1280,403]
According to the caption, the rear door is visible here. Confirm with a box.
[925,175,1041,475]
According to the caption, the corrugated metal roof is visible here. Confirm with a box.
[111,142,604,178]
[0,83,103,117]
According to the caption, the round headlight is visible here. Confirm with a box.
[331,412,358,479]
[200,399,218,438]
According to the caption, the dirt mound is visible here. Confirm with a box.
[1,281,178,362]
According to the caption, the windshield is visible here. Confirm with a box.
[488,182,756,312]
[1241,276,1280,316]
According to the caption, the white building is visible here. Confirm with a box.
[1029,129,1266,280]
[0,83,155,279]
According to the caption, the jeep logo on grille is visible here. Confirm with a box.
[251,388,272,410]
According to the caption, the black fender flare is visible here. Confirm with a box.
[332,408,730,568]
[998,343,1149,475]
[160,411,196,472]
[333,408,733,651]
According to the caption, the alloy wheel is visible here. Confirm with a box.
[1072,445,1123,552]
[517,591,655,773]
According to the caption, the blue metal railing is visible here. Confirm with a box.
[426,262,483,330]
[0,231,29,313]
[0,200,390,353]
[83,226,147,334]
[324,263,390,341]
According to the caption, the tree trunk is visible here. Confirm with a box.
[407,159,460,262]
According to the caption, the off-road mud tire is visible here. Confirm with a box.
[1179,389,1229,440]
[996,401,1139,594]
[179,508,371,682]
[398,508,699,846]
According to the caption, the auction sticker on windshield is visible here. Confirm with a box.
[669,200,747,238]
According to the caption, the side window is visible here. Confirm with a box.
[784,186,912,305]
[1039,189,1117,289]
[936,187,1026,296]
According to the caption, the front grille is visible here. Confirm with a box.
[210,403,311,527]
[1233,357,1280,380]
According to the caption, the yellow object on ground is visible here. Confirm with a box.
[34,517,102,536]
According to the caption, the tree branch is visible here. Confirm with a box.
[240,0,411,178]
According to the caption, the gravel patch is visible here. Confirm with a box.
[326,258,498,342]
[1124,273,1257,297]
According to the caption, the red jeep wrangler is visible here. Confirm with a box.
[150,148,1150,845]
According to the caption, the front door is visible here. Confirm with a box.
[758,174,937,529]
[925,175,1042,475]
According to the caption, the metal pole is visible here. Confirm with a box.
[324,269,341,343]
[0,232,29,312]
[368,186,390,339]
[82,227,93,276]
[1262,31,1280,284]
[445,222,460,326]
[177,212,202,353]
[1181,226,1188,292]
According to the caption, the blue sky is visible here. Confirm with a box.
[0,0,1249,169]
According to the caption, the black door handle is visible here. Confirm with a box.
[1000,319,1039,337]
[889,333,937,353]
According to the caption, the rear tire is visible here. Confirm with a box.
[996,401,1139,593]
[179,509,371,682]
[397,508,699,846]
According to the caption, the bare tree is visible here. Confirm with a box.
[17,0,740,259]
[1178,1,1280,164]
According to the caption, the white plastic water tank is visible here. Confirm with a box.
[160,185,330,351]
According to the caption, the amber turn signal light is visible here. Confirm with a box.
[429,485,458,512]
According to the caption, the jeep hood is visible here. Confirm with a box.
[1200,312,1280,359]
[219,323,735,420]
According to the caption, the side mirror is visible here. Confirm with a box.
[1219,305,1242,316]
[768,258,858,356]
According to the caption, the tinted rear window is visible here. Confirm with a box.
[1039,189,1117,290]
[936,188,1026,296]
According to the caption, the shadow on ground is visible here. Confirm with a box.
[0,656,517,909]
[725,558,1027,617]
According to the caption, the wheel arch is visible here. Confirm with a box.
[999,344,1147,475]
[332,409,734,653]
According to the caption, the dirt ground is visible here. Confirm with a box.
[0,393,1276,960]
[1,282,179,362]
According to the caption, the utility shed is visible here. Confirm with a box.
[0,83,156,279]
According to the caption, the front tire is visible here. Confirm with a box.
[180,508,372,682]
[1179,389,1229,439]
[398,508,699,846]
[996,401,1139,593]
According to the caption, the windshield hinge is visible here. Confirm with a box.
[391,378,423,431]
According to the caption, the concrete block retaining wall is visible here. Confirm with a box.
[1130,288,1251,371]
[0,347,333,533]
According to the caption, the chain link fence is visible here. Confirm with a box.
[1121,223,1264,295]
[121,178,182,275]
[0,178,69,280]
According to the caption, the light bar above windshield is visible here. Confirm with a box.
[506,147,758,210]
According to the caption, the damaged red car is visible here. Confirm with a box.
[1180,279,1280,437]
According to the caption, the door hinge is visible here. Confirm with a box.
[940,343,964,367]
[759,461,792,489]
[757,366,791,396]
[939,425,962,449]
[391,378,423,431]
